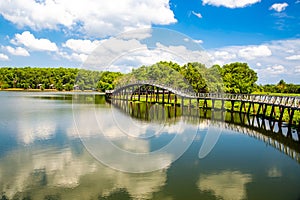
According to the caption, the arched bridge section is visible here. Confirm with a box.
[106,81,300,128]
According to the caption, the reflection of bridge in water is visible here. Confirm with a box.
[110,99,300,163]
[106,81,300,129]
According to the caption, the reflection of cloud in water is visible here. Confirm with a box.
[73,106,197,172]
[197,171,252,200]
[17,119,56,144]
[267,167,282,178]
[0,146,167,199]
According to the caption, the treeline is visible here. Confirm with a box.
[0,67,122,91]
[257,80,300,94]
[120,61,257,93]
[0,62,299,94]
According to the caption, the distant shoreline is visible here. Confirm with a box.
[0,88,105,94]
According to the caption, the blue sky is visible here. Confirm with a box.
[0,0,300,84]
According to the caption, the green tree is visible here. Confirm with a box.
[221,62,258,94]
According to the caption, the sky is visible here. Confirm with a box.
[0,0,300,84]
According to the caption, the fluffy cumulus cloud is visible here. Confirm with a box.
[209,39,300,83]
[238,45,272,60]
[285,54,300,60]
[3,46,30,56]
[269,3,288,12]
[0,0,176,37]
[0,53,9,61]
[11,31,58,52]
[202,0,261,8]
[63,39,101,54]
[265,64,286,74]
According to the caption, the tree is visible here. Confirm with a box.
[221,62,258,94]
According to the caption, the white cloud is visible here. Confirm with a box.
[0,53,9,60]
[285,54,300,60]
[11,31,58,52]
[0,0,176,37]
[58,51,88,63]
[256,62,262,67]
[214,51,237,60]
[3,46,30,56]
[265,65,286,75]
[208,39,300,83]
[197,171,252,200]
[269,3,288,12]
[202,0,261,8]
[193,39,204,44]
[63,39,101,54]
[238,45,272,60]
[192,11,203,18]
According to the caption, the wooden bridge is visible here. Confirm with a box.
[106,80,300,128]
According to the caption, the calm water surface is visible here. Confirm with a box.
[0,92,300,200]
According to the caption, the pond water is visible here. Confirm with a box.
[0,92,299,200]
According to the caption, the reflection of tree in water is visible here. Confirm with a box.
[98,188,132,200]
[111,100,300,163]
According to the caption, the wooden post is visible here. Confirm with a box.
[240,101,244,113]
[288,108,295,126]
[138,86,141,101]
[204,99,208,109]
[156,87,159,102]
[247,103,252,115]
[279,106,285,126]
[270,105,275,119]
[257,104,262,115]
[262,104,268,118]
[212,99,215,110]
[162,89,165,104]
[221,100,225,111]
[231,100,235,112]
[145,86,148,103]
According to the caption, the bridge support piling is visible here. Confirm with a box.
[138,86,141,101]
[240,102,244,113]
[257,104,262,115]
[279,106,285,126]
[221,100,225,111]
[145,87,148,103]
[270,105,275,119]
[204,99,208,109]
[163,89,166,104]
[212,99,215,110]
[288,108,295,126]
[263,104,268,118]
[231,100,235,112]
[156,87,159,103]
[247,103,252,115]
